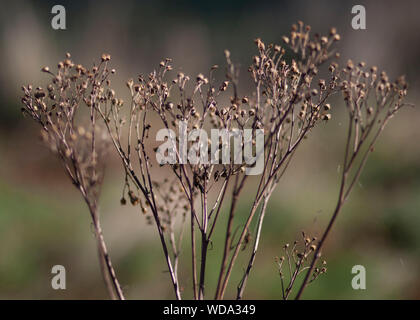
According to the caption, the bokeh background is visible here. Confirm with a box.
[0,0,419,299]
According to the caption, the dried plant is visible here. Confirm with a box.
[275,232,327,300]
[295,55,411,299]
[20,53,124,300]
[20,21,411,300]
[94,21,343,300]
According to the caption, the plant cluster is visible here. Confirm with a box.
[20,22,411,300]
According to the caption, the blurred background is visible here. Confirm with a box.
[0,0,419,299]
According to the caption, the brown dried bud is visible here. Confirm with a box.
[322,113,332,121]
[255,38,265,51]
[101,53,111,62]
[128,191,139,206]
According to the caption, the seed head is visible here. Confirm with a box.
[322,113,332,121]
[101,53,111,62]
